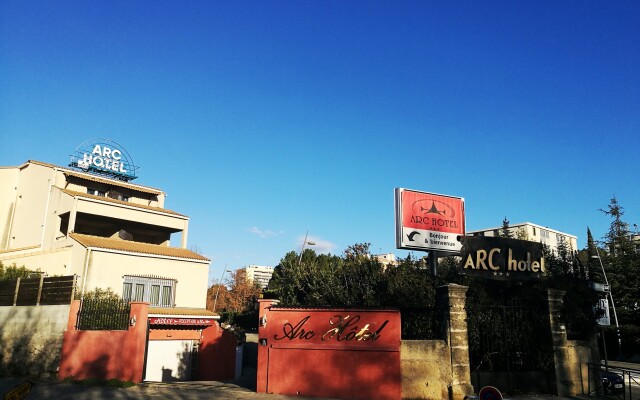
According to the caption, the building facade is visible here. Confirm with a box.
[468,222,578,254]
[0,160,209,308]
[245,265,274,290]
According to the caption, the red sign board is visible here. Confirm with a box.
[259,307,401,400]
[395,188,465,253]
[149,317,216,326]
[267,309,399,349]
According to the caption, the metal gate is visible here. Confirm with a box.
[467,286,555,395]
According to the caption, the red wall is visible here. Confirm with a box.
[58,301,148,382]
[59,301,239,383]
[196,323,238,380]
[257,300,401,400]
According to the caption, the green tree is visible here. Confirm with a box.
[267,244,444,338]
[515,227,530,241]
[206,268,263,330]
[499,217,514,238]
[598,197,640,325]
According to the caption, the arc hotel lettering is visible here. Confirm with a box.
[459,236,546,281]
[274,314,389,343]
[78,145,128,174]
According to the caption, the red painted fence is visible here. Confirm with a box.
[257,300,401,400]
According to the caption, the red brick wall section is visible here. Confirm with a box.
[196,322,238,380]
[58,301,149,383]
[258,303,402,400]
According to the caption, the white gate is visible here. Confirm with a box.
[144,340,194,382]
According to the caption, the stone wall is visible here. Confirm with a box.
[547,289,599,396]
[565,340,599,395]
[0,305,71,376]
[401,340,452,400]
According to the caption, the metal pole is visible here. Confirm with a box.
[429,250,438,276]
[594,247,622,358]
[601,328,609,371]
[298,230,309,266]
[213,264,228,312]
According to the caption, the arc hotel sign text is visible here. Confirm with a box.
[459,236,546,281]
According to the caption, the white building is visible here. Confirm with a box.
[468,222,578,254]
[374,253,398,267]
[245,265,274,289]
[0,158,210,308]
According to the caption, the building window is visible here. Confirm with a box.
[532,227,536,236]
[123,283,132,300]
[122,275,176,307]
[134,284,145,301]
[108,190,129,202]
[150,285,160,305]
[87,188,106,197]
[162,286,172,306]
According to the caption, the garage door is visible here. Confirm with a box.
[145,340,194,382]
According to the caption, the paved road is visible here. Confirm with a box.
[1,376,592,400]
[1,376,336,400]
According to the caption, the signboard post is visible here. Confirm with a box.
[395,188,465,274]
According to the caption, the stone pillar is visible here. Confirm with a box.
[548,289,573,396]
[437,284,473,399]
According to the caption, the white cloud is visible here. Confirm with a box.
[247,226,284,238]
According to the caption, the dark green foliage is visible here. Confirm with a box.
[76,288,130,330]
[219,308,259,332]
[0,261,40,280]
[596,197,640,327]
[267,244,440,338]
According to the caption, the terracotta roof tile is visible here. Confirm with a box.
[62,189,186,217]
[148,307,218,317]
[70,233,209,262]
[63,170,163,195]
[16,160,162,195]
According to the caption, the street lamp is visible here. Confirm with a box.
[298,230,316,265]
[592,248,622,359]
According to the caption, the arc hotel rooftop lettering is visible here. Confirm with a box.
[69,138,139,181]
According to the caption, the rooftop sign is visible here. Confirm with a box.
[69,138,139,181]
[395,188,465,254]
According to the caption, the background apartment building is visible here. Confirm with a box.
[245,265,274,290]
[468,222,578,254]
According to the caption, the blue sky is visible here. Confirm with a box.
[2,1,639,284]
